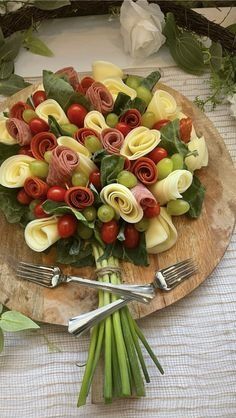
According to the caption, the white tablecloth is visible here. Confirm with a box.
[1,9,236,418]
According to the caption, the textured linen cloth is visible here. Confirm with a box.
[0,67,235,418]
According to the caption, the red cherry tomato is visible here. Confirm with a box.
[80,76,95,92]
[32,90,47,107]
[29,118,49,135]
[34,202,49,218]
[89,170,102,190]
[18,146,33,157]
[101,220,119,244]
[147,147,168,164]
[47,186,66,202]
[180,117,192,143]
[67,104,88,128]
[115,122,131,137]
[124,224,140,249]
[57,214,77,238]
[152,119,170,130]
[144,203,161,218]
[17,189,32,205]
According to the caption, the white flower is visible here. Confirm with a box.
[120,0,166,59]
[228,93,236,118]
[0,1,28,15]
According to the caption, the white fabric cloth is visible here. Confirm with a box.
[0,67,235,417]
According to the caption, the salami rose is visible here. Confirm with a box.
[65,186,94,210]
[6,118,32,146]
[30,132,57,160]
[131,157,158,185]
[81,76,95,93]
[24,177,49,199]
[131,182,157,208]
[55,66,79,90]
[86,82,113,114]
[119,109,141,129]
[10,101,32,120]
[74,127,100,145]
[101,128,124,154]
[46,146,79,186]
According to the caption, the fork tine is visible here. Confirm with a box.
[16,273,52,287]
[161,259,193,274]
[16,269,53,282]
[163,260,196,280]
[17,265,53,278]
[166,266,197,285]
[19,261,54,272]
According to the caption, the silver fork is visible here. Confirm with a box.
[16,259,196,305]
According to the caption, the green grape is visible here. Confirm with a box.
[156,158,173,180]
[136,86,153,106]
[72,172,88,187]
[77,222,93,239]
[106,113,119,128]
[125,75,143,90]
[97,204,115,222]
[171,153,184,170]
[60,123,78,136]
[117,170,138,188]
[84,135,103,153]
[82,206,97,222]
[44,150,52,163]
[167,199,190,216]
[141,111,156,128]
[22,109,37,123]
[29,161,49,178]
[135,218,150,232]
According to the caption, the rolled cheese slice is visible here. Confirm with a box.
[24,216,60,252]
[75,153,98,177]
[100,183,143,223]
[185,136,208,172]
[147,89,178,121]
[35,99,69,125]
[0,155,35,188]
[149,169,193,205]
[101,77,137,100]
[0,117,17,145]
[146,207,178,254]
[57,136,91,157]
[92,60,124,82]
[84,110,109,134]
[120,126,161,160]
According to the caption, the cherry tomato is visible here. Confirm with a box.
[115,122,131,137]
[34,202,49,218]
[101,220,119,244]
[80,76,95,92]
[152,119,170,130]
[147,147,168,164]
[47,186,66,202]
[89,170,102,190]
[124,224,140,249]
[18,146,33,157]
[32,90,47,107]
[144,203,161,218]
[180,117,192,143]
[29,118,49,135]
[57,214,77,238]
[67,104,88,128]
[17,189,32,205]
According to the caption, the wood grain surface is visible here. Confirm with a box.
[0,81,235,327]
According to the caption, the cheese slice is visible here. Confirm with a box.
[147,89,178,121]
[149,169,193,205]
[0,117,17,145]
[146,208,178,254]
[120,126,161,160]
[185,136,208,171]
[92,60,124,82]
[57,136,91,157]
[24,216,60,252]
[0,155,35,188]
[84,110,109,134]
[35,99,69,124]
[75,154,98,177]
[101,77,137,100]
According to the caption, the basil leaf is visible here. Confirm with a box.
[48,115,72,137]
[129,97,146,115]
[92,149,108,164]
[0,61,14,79]
[0,311,39,332]
[113,92,146,116]
[101,154,125,186]
[24,35,53,57]
[159,119,188,156]
[0,185,28,224]
[35,0,71,10]
[56,237,94,266]
[182,175,206,218]
[0,74,31,96]
[0,328,4,353]
[209,42,222,72]
[42,200,94,228]
[43,70,91,111]
[0,32,22,62]
[0,143,20,165]
[140,71,161,90]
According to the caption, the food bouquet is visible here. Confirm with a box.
[0,61,208,406]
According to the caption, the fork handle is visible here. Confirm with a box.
[66,275,154,304]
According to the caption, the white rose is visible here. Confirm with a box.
[120,0,166,59]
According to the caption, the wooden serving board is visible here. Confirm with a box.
[0,82,235,326]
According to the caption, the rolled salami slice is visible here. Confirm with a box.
[80,76,95,93]
[119,109,141,128]
[131,182,157,208]
[74,127,100,145]
[65,186,94,210]
[46,146,79,186]
[24,177,49,199]
[86,82,113,114]
[31,132,57,160]
[101,128,124,154]
[6,118,32,146]
[131,157,158,185]
[9,101,31,120]
[55,66,79,89]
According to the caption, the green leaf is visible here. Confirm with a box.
[0,143,20,165]
[0,74,31,96]
[0,311,39,332]
[113,92,146,116]
[0,185,28,224]
[100,154,125,187]
[55,237,94,266]
[226,23,236,34]
[0,32,22,62]
[23,35,53,57]
[159,119,188,156]
[182,175,205,218]
[0,61,14,79]
[163,12,180,43]
[42,200,94,228]
[48,115,73,137]
[209,42,222,72]
[43,70,91,111]
[0,328,4,353]
[35,0,71,10]
[140,71,161,90]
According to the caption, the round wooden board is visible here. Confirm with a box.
[0,81,235,327]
